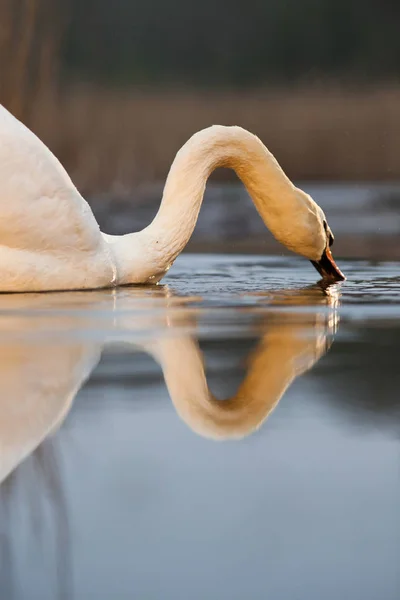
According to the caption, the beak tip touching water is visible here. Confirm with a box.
[311,247,346,282]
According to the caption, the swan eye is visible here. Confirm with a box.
[323,220,334,247]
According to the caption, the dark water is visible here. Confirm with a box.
[0,254,399,600]
[93,182,400,258]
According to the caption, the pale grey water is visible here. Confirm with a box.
[92,182,400,257]
[1,182,400,599]
[0,253,399,600]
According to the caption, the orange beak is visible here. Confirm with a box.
[311,247,345,281]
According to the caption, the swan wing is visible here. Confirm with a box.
[0,105,114,290]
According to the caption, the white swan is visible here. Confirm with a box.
[0,284,339,483]
[0,105,344,292]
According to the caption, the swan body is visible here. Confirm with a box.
[0,105,343,292]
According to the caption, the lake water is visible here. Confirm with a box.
[93,181,400,259]
[0,253,399,600]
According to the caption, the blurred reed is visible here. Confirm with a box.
[28,84,400,194]
[0,0,65,123]
[1,2,400,195]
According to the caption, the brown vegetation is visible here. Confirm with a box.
[1,3,400,194]
[24,84,400,194]
[0,0,66,123]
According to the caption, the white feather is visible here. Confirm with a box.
[0,105,328,291]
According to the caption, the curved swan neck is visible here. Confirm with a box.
[114,126,302,285]
[147,314,329,440]
[155,124,295,236]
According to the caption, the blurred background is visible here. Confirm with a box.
[1,0,400,256]
[1,7,400,597]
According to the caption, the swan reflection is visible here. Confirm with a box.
[0,283,340,485]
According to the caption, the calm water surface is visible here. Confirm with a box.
[0,254,399,600]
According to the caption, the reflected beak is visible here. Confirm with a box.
[311,247,345,281]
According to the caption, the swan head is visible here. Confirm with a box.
[281,188,345,282]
